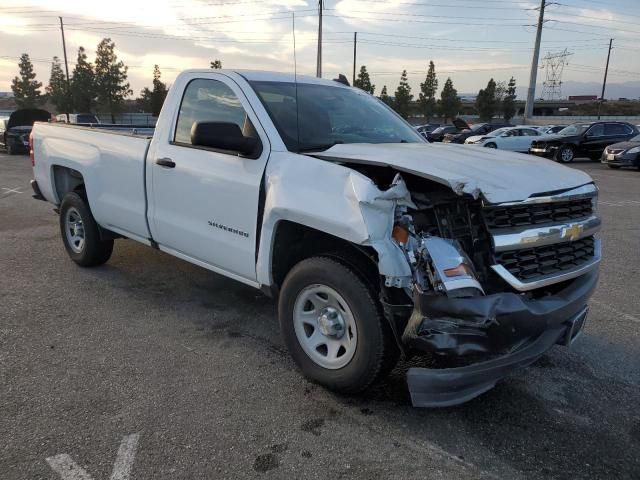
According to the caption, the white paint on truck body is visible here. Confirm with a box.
[32,69,596,289]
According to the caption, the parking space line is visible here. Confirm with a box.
[110,434,140,480]
[46,433,140,480]
[46,455,93,480]
[1,187,24,195]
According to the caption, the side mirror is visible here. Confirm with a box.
[191,121,259,156]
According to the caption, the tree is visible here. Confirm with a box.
[210,60,222,69]
[438,77,461,122]
[419,60,438,121]
[502,77,517,121]
[46,56,72,114]
[353,65,375,94]
[140,64,168,117]
[94,38,132,122]
[393,70,413,119]
[475,78,498,121]
[379,85,393,106]
[70,47,96,113]
[11,53,42,108]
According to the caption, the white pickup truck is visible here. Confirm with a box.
[31,70,601,407]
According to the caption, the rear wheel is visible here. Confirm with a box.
[59,192,113,267]
[608,164,621,169]
[6,142,14,155]
[484,142,497,149]
[556,145,575,163]
[278,256,398,393]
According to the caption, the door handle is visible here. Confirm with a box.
[156,157,176,168]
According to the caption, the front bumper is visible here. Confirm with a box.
[404,269,598,407]
[528,146,557,158]
[601,151,639,167]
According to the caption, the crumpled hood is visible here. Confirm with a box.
[313,142,593,204]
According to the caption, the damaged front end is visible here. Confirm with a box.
[363,174,600,407]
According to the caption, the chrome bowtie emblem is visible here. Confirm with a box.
[562,224,584,242]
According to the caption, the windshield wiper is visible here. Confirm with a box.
[297,141,343,153]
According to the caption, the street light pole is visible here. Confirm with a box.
[597,38,613,120]
[59,16,71,121]
[316,0,323,78]
[524,0,545,123]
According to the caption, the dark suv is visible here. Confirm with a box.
[0,108,51,155]
[443,118,511,144]
[529,121,639,163]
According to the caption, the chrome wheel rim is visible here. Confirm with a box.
[560,148,573,162]
[293,284,358,370]
[65,207,85,253]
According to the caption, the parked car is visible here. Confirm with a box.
[414,123,440,139]
[425,125,460,142]
[465,126,541,152]
[55,113,100,124]
[601,133,640,169]
[443,118,511,144]
[0,108,50,155]
[529,121,639,163]
[31,69,601,407]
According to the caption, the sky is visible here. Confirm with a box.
[0,0,639,100]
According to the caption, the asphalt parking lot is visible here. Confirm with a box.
[1,152,639,479]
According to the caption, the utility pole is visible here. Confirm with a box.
[316,0,323,78]
[352,32,357,86]
[597,38,613,120]
[524,0,545,123]
[59,17,70,121]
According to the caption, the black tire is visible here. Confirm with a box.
[6,142,14,155]
[59,192,113,267]
[484,142,497,149]
[555,145,575,163]
[608,164,621,169]
[278,256,399,394]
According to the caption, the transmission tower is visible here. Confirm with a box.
[540,49,573,100]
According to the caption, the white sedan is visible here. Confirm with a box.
[465,126,541,152]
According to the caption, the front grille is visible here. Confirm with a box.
[484,198,593,229]
[494,236,595,281]
[530,141,547,149]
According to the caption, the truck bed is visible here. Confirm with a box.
[32,122,153,242]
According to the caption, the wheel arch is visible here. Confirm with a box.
[267,220,380,295]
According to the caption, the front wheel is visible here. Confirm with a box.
[59,192,114,267]
[608,164,621,169]
[6,142,14,155]
[484,142,497,149]
[555,145,575,163]
[278,256,398,393]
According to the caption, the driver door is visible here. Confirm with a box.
[147,75,270,283]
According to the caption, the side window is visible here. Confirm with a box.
[522,129,538,136]
[174,78,249,145]
[587,124,605,137]
[604,123,630,136]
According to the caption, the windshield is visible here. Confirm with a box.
[469,123,486,131]
[249,81,423,152]
[557,124,590,136]
[630,134,640,142]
